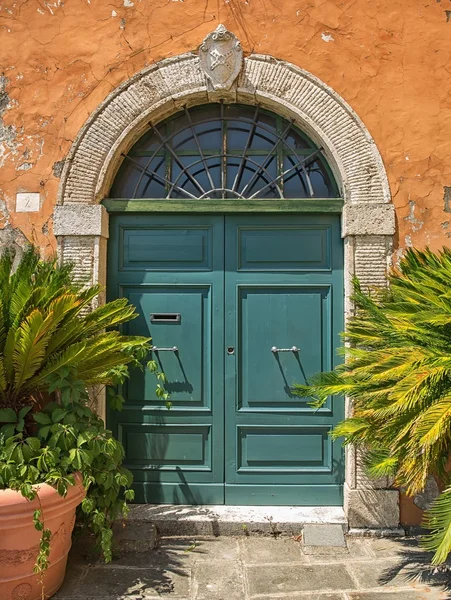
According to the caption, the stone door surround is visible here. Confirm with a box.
[54,26,397,530]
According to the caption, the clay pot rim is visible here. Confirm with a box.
[0,471,85,521]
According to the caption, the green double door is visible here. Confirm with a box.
[108,213,344,505]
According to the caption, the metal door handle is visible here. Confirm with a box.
[271,346,299,353]
[151,346,178,352]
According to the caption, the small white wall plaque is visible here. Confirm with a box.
[16,192,41,212]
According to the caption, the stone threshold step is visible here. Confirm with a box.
[120,504,347,537]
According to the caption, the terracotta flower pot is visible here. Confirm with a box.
[0,472,85,600]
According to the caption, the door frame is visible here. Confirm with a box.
[54,46,398,527]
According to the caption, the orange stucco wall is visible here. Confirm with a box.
[1,0,451,255]
[1,0,451,524]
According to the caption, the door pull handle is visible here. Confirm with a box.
[151,346,178,352]
[271,346,299,353]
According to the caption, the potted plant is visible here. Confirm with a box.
[294,248,451,565]
[0,248,151,600]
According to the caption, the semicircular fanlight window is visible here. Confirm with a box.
[109,103,339,200]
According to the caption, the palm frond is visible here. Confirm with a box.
[422,488,451,564]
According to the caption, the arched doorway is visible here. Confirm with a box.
[106,103,343,505]
[54,37,398,525]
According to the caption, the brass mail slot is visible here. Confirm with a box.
[150,313,181,323]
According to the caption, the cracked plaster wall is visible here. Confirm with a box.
[1,0,451,255]
[2,0,451,525]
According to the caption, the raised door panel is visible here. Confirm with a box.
[120,226,212,271]
[237,285,332,412]
[124,286,212,410]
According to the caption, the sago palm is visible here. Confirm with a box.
[0,247,149,412]
[293,247,451,564]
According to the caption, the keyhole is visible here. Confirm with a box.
[227,347,235,355]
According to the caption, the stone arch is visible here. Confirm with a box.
[54,43,397,530]
[58,52,391,206]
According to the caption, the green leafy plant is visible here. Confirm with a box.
[293,248,451,565]
[0,247,169,577]
[1,367,135,569]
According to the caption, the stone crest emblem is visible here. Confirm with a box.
[199,24,243,90]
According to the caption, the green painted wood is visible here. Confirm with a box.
[107,213,344,506]
[224,214,344,505]
[102,198,344,214]
[107,215,225,505]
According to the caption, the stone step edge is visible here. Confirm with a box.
[115,504,349,538]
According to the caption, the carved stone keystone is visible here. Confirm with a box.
[199,24,243,90]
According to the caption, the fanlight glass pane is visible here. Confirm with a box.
[109,104,339,199]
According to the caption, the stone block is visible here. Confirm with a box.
[345,487,400,529]
[53,203,109,238]
[16,192,40,212]
[240,537,306,564]
[246,563,356,595]
[302,524,346,547]
[342,203,395,237]
[112,520,158,552]
[193,561,245,599]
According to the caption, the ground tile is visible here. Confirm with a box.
[364,537,426,558]
[261,594,345,600]
[68,565,191,598]
[346,559,449,591]
[240,537,307,564]
[161,536,240,562]
[347,591,449,600]
[247,563,356,595]
[306,539,373,562]
[303,524,346,547]
[193,560,245,599]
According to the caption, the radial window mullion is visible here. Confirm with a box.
[109,103,339,200]
[165,121,172,198]
[276,115,285,197]
[221,102,227,199]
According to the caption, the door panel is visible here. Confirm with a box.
[108,215,224,504]
[120,225,213,270]
[225,215,344,505]
[236,286,331,411]
[126,286,212,409]
[237,225,331,271]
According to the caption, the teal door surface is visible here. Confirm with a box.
[107,213,344,505]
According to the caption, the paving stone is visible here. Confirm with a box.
[303,524,346,547]
[261,595,345,600]
[164,536,239,562]
[303,545,349,556]
[364,536,427,558]
[262,594,345,600]
[70,565,191,598]
[246,563,356,595]
[306,539,373,562]
[348,592,448,600]
[192,560,245,599]
[345,559,449,591]
[112,520,158,552]
[240,537,306,564]
[52,566,89,599]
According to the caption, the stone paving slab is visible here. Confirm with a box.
[262,594,346,600]
[54,535,451,600]
[192,560,245,599]
[247,563,357,595]
[239,536,307,564]
[347,592,448,600]
[303,524,346,547]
